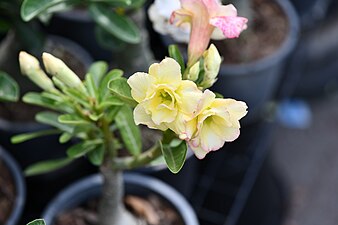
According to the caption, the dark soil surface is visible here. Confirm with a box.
[55,194,185,225]
[213,0,288,64]
[0,159,15,224]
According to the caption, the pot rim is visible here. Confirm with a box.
[0,146,26,225]
[42,173,199,225]
[218,0,300,75]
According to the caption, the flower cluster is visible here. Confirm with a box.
[128,57,247,159]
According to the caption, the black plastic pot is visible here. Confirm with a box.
[136,150,199,199]
[290,0,331,28]
[210,0,299,124]
[42,173,199,225]
[0,145,25,225]
[45,10,112,61]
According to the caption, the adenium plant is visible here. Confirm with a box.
[14,0,248,224]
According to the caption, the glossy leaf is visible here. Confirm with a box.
[99,69,123,100]
[89,3,140,44]
[58,114,90,125]
[27,219,46,225]
[87,61,108,87]
[0,71,19,102]
[67,140,102,158]
[87,144,104,166]
[59,132,72,143]
[108,77,136,107]
[160,140,187,174]
[23,92,65,112]
[21,0,70,21]
[116,105,141,156]
[35,111,74,133]
[11,129,61,144]
[25,158,73,176]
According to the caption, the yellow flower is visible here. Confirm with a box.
[127,58,201,131]
[187,90,247,159]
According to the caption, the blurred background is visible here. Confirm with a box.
[1,0,338,224]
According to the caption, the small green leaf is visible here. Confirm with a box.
[23,92,72,113]
[21,0,70,21]
[58,114,90,125]
[67,140,102,158]
[36,111,74,133]
[168,45,185,73]
[89,3,140,44]
[27,219,46,225]
[99,69,123,100]
[25,158,73,176]
[99,96,124,109]
[87,144,104,166]
[108,77,136,107]
[85,73,99,98]
[116,105,141,156]
[11,129,61,144]
[64,89,91,108]
[160,140,187,174]
[106,106,121,123]
[59,132,72,143]
[87,61,108,87]
[0,71,19,102]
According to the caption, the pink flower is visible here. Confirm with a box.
[170,0,248,66]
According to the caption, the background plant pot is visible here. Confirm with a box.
[0,145,25,225]
[290,11,338,97]
[210,0,299,125]
[42,173,199,225]
[135,151,199,199]
[290,0,331,28]
[44,10,112,61]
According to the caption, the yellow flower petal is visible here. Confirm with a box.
[149,58,182,86]
[134,104,167,131]
[127,72,155,102]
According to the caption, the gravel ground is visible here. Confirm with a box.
[272,95,338,225]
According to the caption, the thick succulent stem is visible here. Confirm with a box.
[99,160,138,225]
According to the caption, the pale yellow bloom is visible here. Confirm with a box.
[127,58,201,131]
[187,90,247,159]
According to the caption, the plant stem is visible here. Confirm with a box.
[99,160,138,225]
[113,142,162,170]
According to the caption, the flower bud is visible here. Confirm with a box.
[19,51,56,92]
[186,61,200,82]
[42,52,85,92]
[199,44,221,88]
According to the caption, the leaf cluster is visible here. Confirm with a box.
[20,0,144,48]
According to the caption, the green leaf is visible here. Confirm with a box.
[87,61,108,87]
[67,140,102,158]
[95,25,127,51]
[27,219,46,225]
[168,45,185,73]
[85,73,99,98]
[106,106,121,123]
[108,77,136,107]
[160,140,187,174]
[36,111,74,133]
[23,92,69,112]
[0,71,19,102]
[64,88,91,108]
[116,105,141,156]
[59,114,91,125]
[89,3,140,44]
[99,69,123,100]
[11,129,61,144]
[59,132,72,143]
[21,0,71,21]
[25,158,73,176]
[87,144,104,166]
